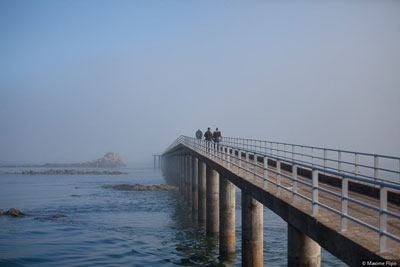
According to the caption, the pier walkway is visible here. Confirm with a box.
[161,136,400,266]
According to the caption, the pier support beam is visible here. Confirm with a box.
[206,166,219,235]
[220,177,236,257]
[288,224,321,267]
[242,191,263,267]
[192,157,199,222]
[198,160,206,225]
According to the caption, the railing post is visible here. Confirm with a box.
[374,155,379,180]
[338,151,342,173]
[276,160,281,196]
[379,185,387,252]
[341,176,348,231]
[238,150,242,176]
[292,164,297,203]
[355,153,359,176]
[245,152,249,179]
[263,156,268,189]
[292,145,295,161]
[253,153,257,183]
[312,169,319,216]
[312,148,315,168]
[284,144,287,159]
[228,148,232,170]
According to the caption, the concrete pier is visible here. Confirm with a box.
[162,136,400,267]
[192,157,199,222]
[206,166,219,235]
[220,176,236,257]
[242,191,263,267]
[198,160,207,225]
[288,224,321,267]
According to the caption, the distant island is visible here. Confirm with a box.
[15,169,127,175]
[1,152,126,168]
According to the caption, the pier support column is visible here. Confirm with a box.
[288,224,321,267]
[192,157,199,222]
[206,166,219,235]
[186,155,192,204]
[198,160,206,225]
[183,155,187,200]
[242,191,263,267]
[220,177,236,257]
[180,155,184,196]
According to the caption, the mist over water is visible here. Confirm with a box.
[1,1,399,165]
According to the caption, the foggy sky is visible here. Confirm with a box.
[1,0,399,165]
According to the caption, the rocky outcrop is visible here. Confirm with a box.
[18,169,127,175]
[102,184,178,191]
[38,152,126,168]
[5,208,27,217]
[84,152,126,168]
[1,208,68,219]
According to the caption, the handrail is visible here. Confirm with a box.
[222,136,400,185]
[163,135,400,253]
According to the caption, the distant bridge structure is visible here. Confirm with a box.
[161,136,400,267]
[152,154,161,169]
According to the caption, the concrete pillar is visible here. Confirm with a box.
[184,155,188,200]
[187,155,192,205]
[192,157,199,222]
[242,191,263,267]
[198,160,207,225]
[220,177,236,257]
[288,224,321,267]
[206,166,219,235]
[181,155,184,196]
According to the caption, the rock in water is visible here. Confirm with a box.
[0,209,4,215]
[51,214,67,219]
[6,208,26,217]
[102,184,178,191]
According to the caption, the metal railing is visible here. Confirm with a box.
[163,135,400,253]
[222,137,400,185]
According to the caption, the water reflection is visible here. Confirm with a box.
[168,193,226,266]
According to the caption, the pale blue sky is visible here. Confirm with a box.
[1,0,399,164]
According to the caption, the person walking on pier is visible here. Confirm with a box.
[213,128,222,144]
[196,129,203,149]
[213,128,222,153]
[196,129,203,140]
[204,127,213,152]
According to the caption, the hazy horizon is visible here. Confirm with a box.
[1,0,399,165]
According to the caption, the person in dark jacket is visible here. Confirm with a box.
[213,128,222,144]
[196,129,203,139]
[204,128,213,141]
[204,127,213,153]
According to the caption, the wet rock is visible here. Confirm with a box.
[6,208,27,217]
[51,214,67,219]
[0,209,4,215]
[102,184,178,191]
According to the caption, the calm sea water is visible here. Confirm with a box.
[0,165,346,266]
